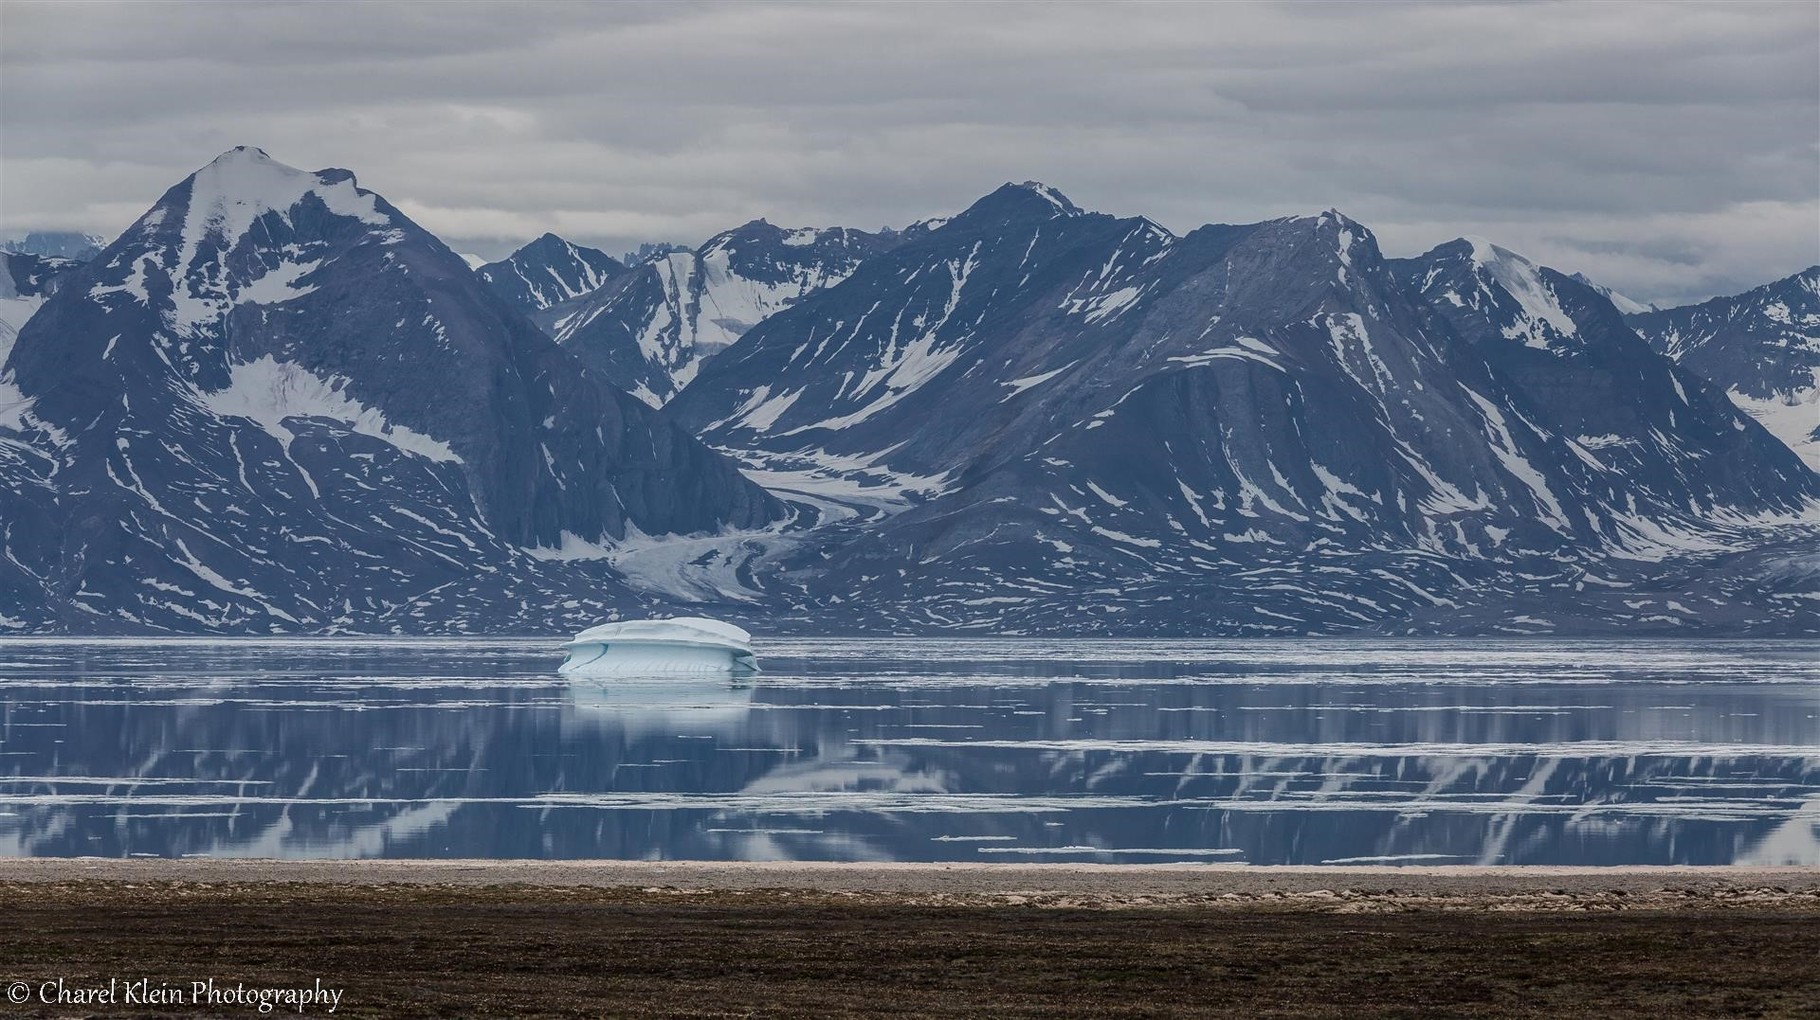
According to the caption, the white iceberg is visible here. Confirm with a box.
[558,616,759,676]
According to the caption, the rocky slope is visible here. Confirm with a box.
[1626,268,1820,471]
[541,220,899,406]
[475,233,626,317]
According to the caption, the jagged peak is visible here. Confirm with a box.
[1272,207,1364,228]
[713,218,785,240]
[1253,209,1380,269]
[700,219,856,255]
[699,219,781,256]
[1265,208,1372,240]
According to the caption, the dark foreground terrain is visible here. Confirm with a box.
[0,868,1816,1018]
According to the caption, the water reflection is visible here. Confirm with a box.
[0,638,1813,864]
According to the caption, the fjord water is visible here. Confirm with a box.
[0,639,1813,865]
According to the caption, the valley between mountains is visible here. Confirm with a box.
[2,148,1815,635]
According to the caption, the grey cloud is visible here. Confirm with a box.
[1,0,1814,306]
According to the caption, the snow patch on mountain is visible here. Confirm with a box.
[1569,272,1654,315]
[1021,181,1082,216]
[0,295,42,352]
[1004,363,1076,396]
[1462,237,1578,349]
[0,376,31,432]
[196,356,461,464]
[233,258,323,306]
[1727,372,1820,471]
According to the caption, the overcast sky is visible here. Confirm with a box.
[2,0,1815,306]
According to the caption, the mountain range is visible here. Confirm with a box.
[1,231,108,261]
[1,150,1813,635]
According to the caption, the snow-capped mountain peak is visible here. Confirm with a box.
[176,147,389,267]
[91,148,413,345]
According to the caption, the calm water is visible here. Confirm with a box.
[0,638,1814,865]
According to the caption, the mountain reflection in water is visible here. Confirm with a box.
[0,638,1813,865]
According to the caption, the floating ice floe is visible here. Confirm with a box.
[558,617,759,676]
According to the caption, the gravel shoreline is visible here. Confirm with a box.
[2,858,1815,910]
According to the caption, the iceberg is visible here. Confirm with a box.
[558,616,759,676]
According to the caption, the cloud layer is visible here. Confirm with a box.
[3,0,1814,305]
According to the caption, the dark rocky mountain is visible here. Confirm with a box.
[0,147,782,633]
[538,220,898,406]
[1,230,107,261]
[667,185,1819,635]
[0,251,84,347]
[475,233,626,317]
[1626,268,1819,472]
